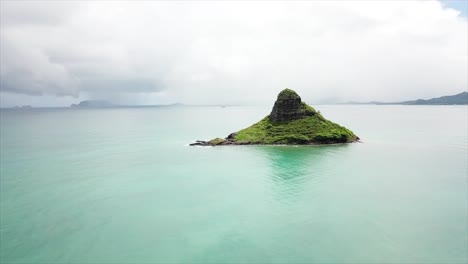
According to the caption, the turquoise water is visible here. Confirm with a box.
[0,105,467,263]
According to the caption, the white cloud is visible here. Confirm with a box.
[0,0,466,105]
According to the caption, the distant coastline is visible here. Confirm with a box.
[2,92,467,109]
[339,91,468,105]
[69,101,239,109]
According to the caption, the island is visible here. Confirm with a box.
[340,91,468,105]
[398,91,467,105]
[13,105,33,109]
[71,100,113,108]
[190,89,359,146]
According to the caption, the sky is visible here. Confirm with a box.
[0,0,467,107]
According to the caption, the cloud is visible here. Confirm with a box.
[0,1,81,26]
[0,1,466,104]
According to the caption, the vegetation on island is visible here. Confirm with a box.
[235,115,357,144]
[191,88,359,146]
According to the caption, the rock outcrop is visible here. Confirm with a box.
[190,88,359,146]
[269,89,315,122]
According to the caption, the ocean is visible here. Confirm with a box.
[0,105,467,263]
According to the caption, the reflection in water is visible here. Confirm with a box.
[255,145,351,203]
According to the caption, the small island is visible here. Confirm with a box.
[71,100,113,108]
[191,89,359,146]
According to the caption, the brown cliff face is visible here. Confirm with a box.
[269,88,315,122]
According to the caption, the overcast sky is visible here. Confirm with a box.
[0,0,467,107]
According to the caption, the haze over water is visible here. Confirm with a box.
[0,105,466,263]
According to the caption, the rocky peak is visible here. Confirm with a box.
[269,88,316,122]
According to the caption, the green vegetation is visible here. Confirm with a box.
[235,114,357,144]
[301,102,320,117]
[277,88,300,99]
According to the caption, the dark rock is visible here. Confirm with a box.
[189,140,210,146]
[226,132,237,140]
[269,88,315,122]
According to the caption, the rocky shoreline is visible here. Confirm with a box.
[190,133,249,146]
[190,132,360,146]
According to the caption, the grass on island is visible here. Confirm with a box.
[234,111,357,144]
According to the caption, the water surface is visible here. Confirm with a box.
[1,105,467,263]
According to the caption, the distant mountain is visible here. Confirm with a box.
[70,101,190,108]
[68,101,243,108]
[13,105,33,109]
[340,91,468,105]
[399,91,468,105]
[71,100,113,108]
[338,101,385,105]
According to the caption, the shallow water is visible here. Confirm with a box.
[1,105,467,263]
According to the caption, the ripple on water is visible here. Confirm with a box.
[253,145,352,204]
